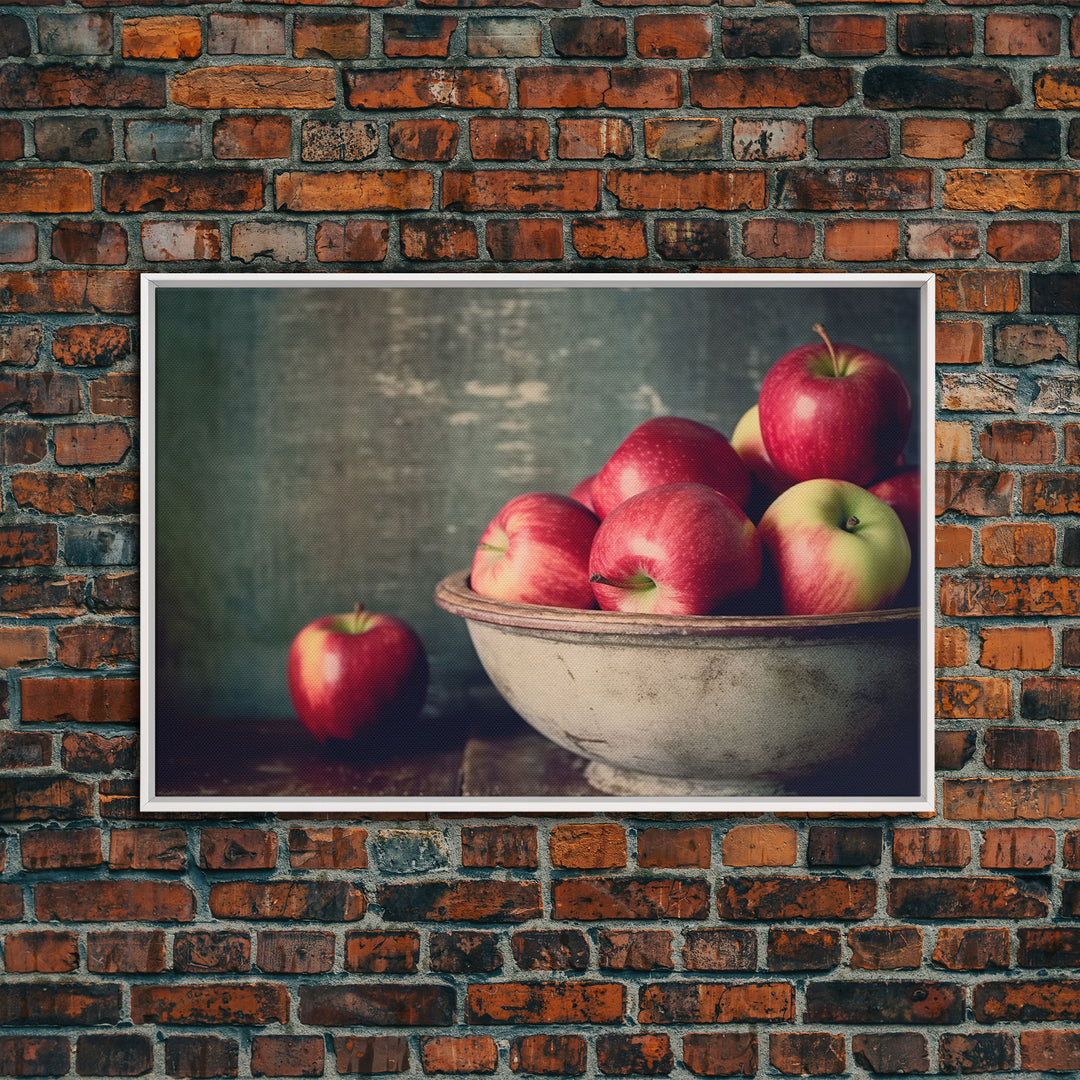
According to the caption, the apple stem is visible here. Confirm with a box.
[845,515,860,532]
[813,323,841,377]
[353,602,365,633]
[589,573,654,591]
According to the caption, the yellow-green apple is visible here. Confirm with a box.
[588,482,761,615]
[286,605,428,744]
[590,416,751,520]
[471,491,600,609]
[757,479,911,616]
[731,404,795,497]
[758,325,913,488]
[568,473,597,512]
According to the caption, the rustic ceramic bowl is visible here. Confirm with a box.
[434,570,921,798]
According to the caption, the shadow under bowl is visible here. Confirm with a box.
[434,570,921,799]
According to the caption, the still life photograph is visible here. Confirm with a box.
[141,272,934,813]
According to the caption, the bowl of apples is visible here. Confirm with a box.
[434,328,922,798]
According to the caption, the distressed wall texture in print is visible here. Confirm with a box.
[2,0,1080,1072]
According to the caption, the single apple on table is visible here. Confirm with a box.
[470,491,600,609]
[588,481,762,616]
[287,604,428,745]
[758,325,913,488]
[590,416,751,520]
[757,478,911,616]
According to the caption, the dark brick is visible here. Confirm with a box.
[300,985,454,1027]
[1032,273,1080,314]
[164,1036,239,1079]
[551,16,626,57]
[683,928,757,971]
[767,928,841,972]
[0,1035,70,1076]
[864,66,1021,110]
[333,1036,409,1076]
[430,930,503,973]
[986,119,1061,161]
[897,14,973,56]
[1018,927,1080,967]
[682,1033,758,1077]
[807,827,882,866]
[0,15,31,58]
[598,930,673,972]
[851,1034,929,1075]
[378,880,540,923]
[512,930,589,971]
[0,983,121,1026]
[888,876,1049,918]
[509,1035,587,1076]
[974,979,1080,1022]
[595,1034,673,1077]
[805,981,965,1025]
[721,16,799,58]
[75,1035,153,1077]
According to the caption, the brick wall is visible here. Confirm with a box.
[2,0,1080,1072]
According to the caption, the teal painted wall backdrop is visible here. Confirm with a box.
[152,280,922,720]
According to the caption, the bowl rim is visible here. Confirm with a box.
[434,570,919,639]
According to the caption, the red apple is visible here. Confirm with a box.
[568,473,597,511]
[757,479,911,616]
[590,416,751,520]
[471,491,600,609]
[868,467,920,558]
[588,482,762,615]
[758,325,913,488]
[287,604,428,744]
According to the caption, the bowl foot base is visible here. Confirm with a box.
[585,761,792,799]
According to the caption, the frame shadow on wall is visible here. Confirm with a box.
[141,271,935,815]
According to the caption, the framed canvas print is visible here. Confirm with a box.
[141,271,935,814]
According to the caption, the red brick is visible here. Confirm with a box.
[889,876,1049,919]
[173,931,251,975]
[170,65,333,108]
[598,929,673,971]
[0,271,138,315]
[551,16,626,56]
[980,826,1055,869]
[212,115,291,160]
[0,324,43,368]
[256,930,335,974]
[936,627,968,668]
[467,982,625,1024]
[847,927,923,970]
[277,171,433,211]
[388,118,459,161]
[420,1036,498,1075]
[512,929,588,971]
[21,827,102,870]
[985,13,1061,55]
[0,372,81,415]
[345,931,419,973]
[637,827,711,868]
[289,826,368,869]
[1021,676,1080,720]
[0,983,121,1027]
[209,881,366,921]
[936,676,1012,719]
[682,1033,757,1077]
[200,828,278,870]
[722,824,797,866]
[731,119,806,162]
[974,980,1080,1022]
[122,14,201,58]
[517,66,678,108]
[52,422,130,465]
[944,169,1080,212]
[939,1033,1014,1074]
[0,731,52,769]
[742,219,814,260]
[893,827,971,868]
[980,523,1056,567]
[459,824,536,868]
[444,168,599,212]
[944,776,1080,819]
[777,167,931,211]
[607,169,764,210]
[132,984,290,1026]
[717,877,875,920]
[823,218,899,261]
[486,218,564,261]
[596,1034,672,1076]
[346,67,508,109]
[314,220,389,263]
[1020,1030,1080,1071]
[932,927,1009,972]
[690,67,850,108]
[430,930,503,973]
[293,13,369,59]
[552,878,708,920]
[165,1035,239,1079]
[84,930,165,975]
[378,880,538,922]
[557,117,632,159]
[655,218,730,261]
[638,983,794,1025]
[0,168,92,214]
[332,1035,408,1075]
[55,624,134,669]
[572,217,646,259]
[683,928,757,972]
[906,220,979,260]
[815,116,889,159]
[1022,473,1080,515]
[509,1035,587,1076]
[937,320,983,365]
[0,1036,70,1077]
[21,676,138,724]
[0,626,48,669]
[808,14,885,56]
[978,627,1055,671]
[52,323,131,368]
[636,13,710,57]
[988,220,1061,263]
[110,827,188,871]
[0,120,22,162]
[251,1037,323,1078]
[4,929,78,973]
[0,524,55,569]
[766,928,840,972]
[37,880,195,922]
[806,981,964,1025]
[102,169,264,213]
[384,15,456,57]
[51,220,128,265]
[997,324,1069,367]
[769,1034,844,1076]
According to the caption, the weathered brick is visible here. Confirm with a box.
[656,218,730,261]
[420,1036,498,1075]
[769,1033,845,1077]
[347,67,508,108]
[742,219,814,259]
[637,827,711,868]
[429,930,503,973]
[470,116,548,160]
[0,983,121,1027]
[596,1034,672,1076]
[986,118,1061,161]
[889,876,1049,918]
[1032,273,1080,315]
[468,982,625,1025]
[906,220,979,260]
[902,117,974,159]
[848,927,923,970]
[173,931,251,974]
[256,931,335,974]
[171,65,335,109]
[509,1035,587,1076]
[378,880,540,922]
[864,65,1020,110]
[122,15,201,59]
[0,15,32,58]
[62,731,137,774]
[608,169,764,210]
[598,929,673,971]
[213,115,292,160]
[0,272,137,315]
[0,64,165,109]
[486,218,563,261]
[988,220,1060,263]
[553,877,708,920]
[938,1033,1014,1074]
[945,169,1080,212]
[690,67,850,108]
[893,827,971,868]
[823,219,899,261]
[638,13,710,57]
[0,730,52,769]
[231,221,306,264]
[293,13,369,58]
[0,222,35,263]
[0,1036,71,1077]
[164,1035,239,1079]
[936,676,1012,719]
[944,776,1080,819]
[0,324,43,367]
[132,984,289,1026]
[639,983,793,1025]
[721,824,796,866]
[289,826,368,869]
[1035,67,1080,108]
[851,1034,928,1076]
[732,119,805,162]
[986,12,1060,54]
[277,171,433,211]
[981,523,1056,567]
[467,17,541,57]
[936,469,1013,515]
[445,169,599,211]
[103,170,263,213]
[345,931,419,973]
[776,168,930,211]
[1020,1030,1080,1072]
[332,1036,409,1076]
[302,119,378,162]
[207,12,285,55]
[936,626,968,667]
[86,930,165,974]
[978,627,1055,671]
[807,826,882,867]
[932,927,1009,971]
[974,980,1080,1022]
[897,14,973,56]
[124,118,201,162]
[682,1033,757,1077]
[512,929,589,971]
[766,928,840,972]
[551,16,626,56]
[0,168,92,215]
[716,877,876,920]
[557,117,632,159]
[388,118,459,161]
[994,325,1069,367]
[683,928,757,972]
[4,929,79,973]
[572,217,646,259]
[251,1036,323,1078]
[210,881,365,921]
[314,220,389,263]
[645,118,724,160]
[980,827,1055,869]
[805,981,964,1025]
